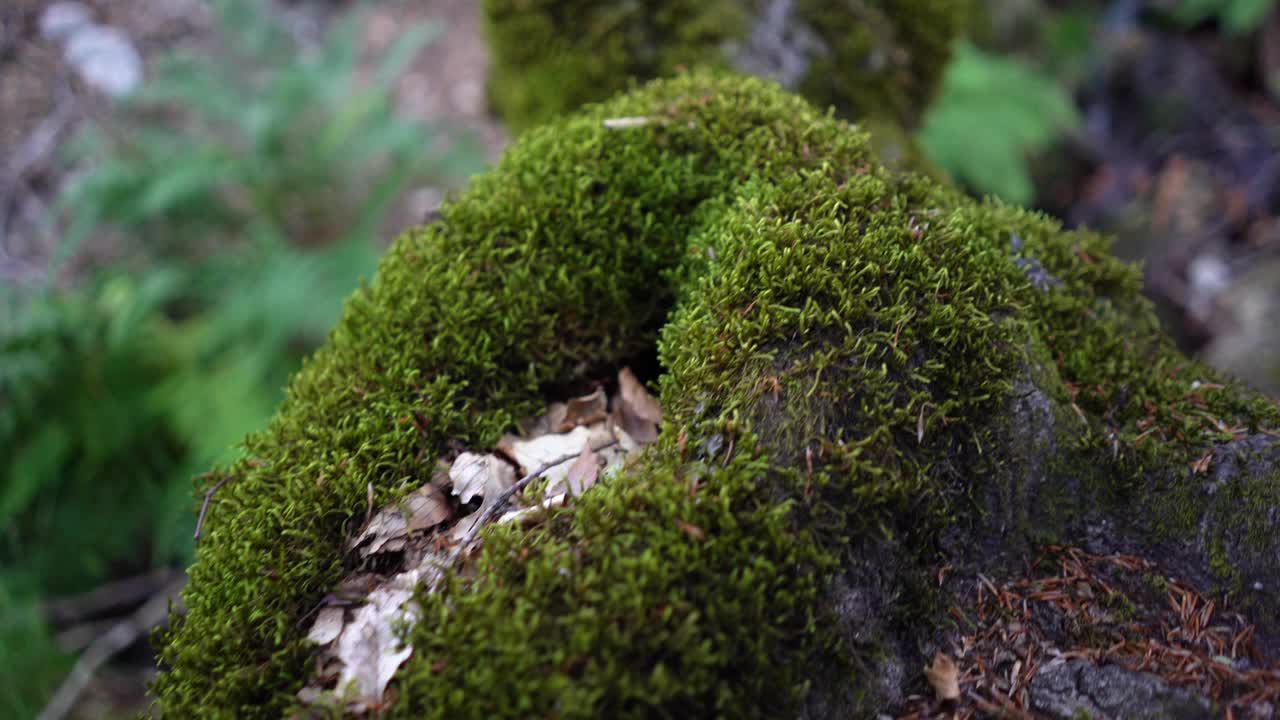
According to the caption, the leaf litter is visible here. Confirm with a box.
[295,367,662,714]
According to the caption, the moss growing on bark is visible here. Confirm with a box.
[793,0,972,125]
[153,72,1280,718]
[481,0,975,132]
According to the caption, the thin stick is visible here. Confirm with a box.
[193,475,232,542]
[602,116,659,130]
[364,481,375,527]
[445,440,618,569]
[37,576,186,720]
[0,77,76,262]
[42,568,181,625]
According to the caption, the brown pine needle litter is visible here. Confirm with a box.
[899,546,1280,719]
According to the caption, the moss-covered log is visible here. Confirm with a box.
[153,73,1280,718]
[481,0,973,132]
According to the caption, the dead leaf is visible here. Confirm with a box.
[612,401,658,446]
[524,402,567,436]
[924,652,960,702]
[349,483,451,558]
[618,367,662,424]
[611,419,644,452]
[612,368,662,446]
[565,440,600,497]
[403,484,451,533]
[559,387,608,432]
[300,559,447,712]
[306,606,346,646]
[331,571,420,707]
[448,452,518,543]
[449,452,514,505]
[498,423,613,482]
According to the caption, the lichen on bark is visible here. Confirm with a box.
[152,72,1280,718]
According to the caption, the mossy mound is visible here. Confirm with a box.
[153,72,1280,718]
[481,0,974,132]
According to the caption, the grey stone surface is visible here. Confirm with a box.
[727,0,827,89]
[63,24,143,97]
[1029,659,1212,719]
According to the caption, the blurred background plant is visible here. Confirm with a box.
[0,0,483,715]
[1168,0,1272,34]
[917,39,1081,205]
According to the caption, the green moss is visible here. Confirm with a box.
[154,72,1279,717]
[1146,572,1171,596]
[481,0,975,133]
[155,71,880,718]
[482,0,749,132]
[399,446,826,717]
[795,0,974,126]
[1104,590,1138,623]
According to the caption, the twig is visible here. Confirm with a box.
[37,576,186,720]
[0,76,76,268]
[602,116,664,130]
[444,439,619,569]
[193,474,233,542]
[55,618,117,653]
[364,480,374,528]
[42,568,182,626]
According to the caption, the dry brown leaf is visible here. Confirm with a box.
[403,484,451,533]
[331,570,420,707]
[559,387,608,432]
[611,419,643,452]
[349,483,451,558]
[299,559,446,712]
[924,652,961,702]
[618,367,662,424]
[614,403,656,446]
[448,452,518,543]
[498,424,613,481]
[523,402,567,437]
[449,452,515,505]
[612,368,662,446]
[306,606,346,646]
[565,440,600,497]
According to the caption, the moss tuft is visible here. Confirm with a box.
[154,72,1279,717]
[154,71,879,717]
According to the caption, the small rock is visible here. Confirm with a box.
[1029,659,1211,719]
[40,2,93,42]
[63,25,143,97]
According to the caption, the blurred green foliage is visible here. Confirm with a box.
[917,40,1081,206]
[1173,0,1272,34]
[0,0,483,714]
